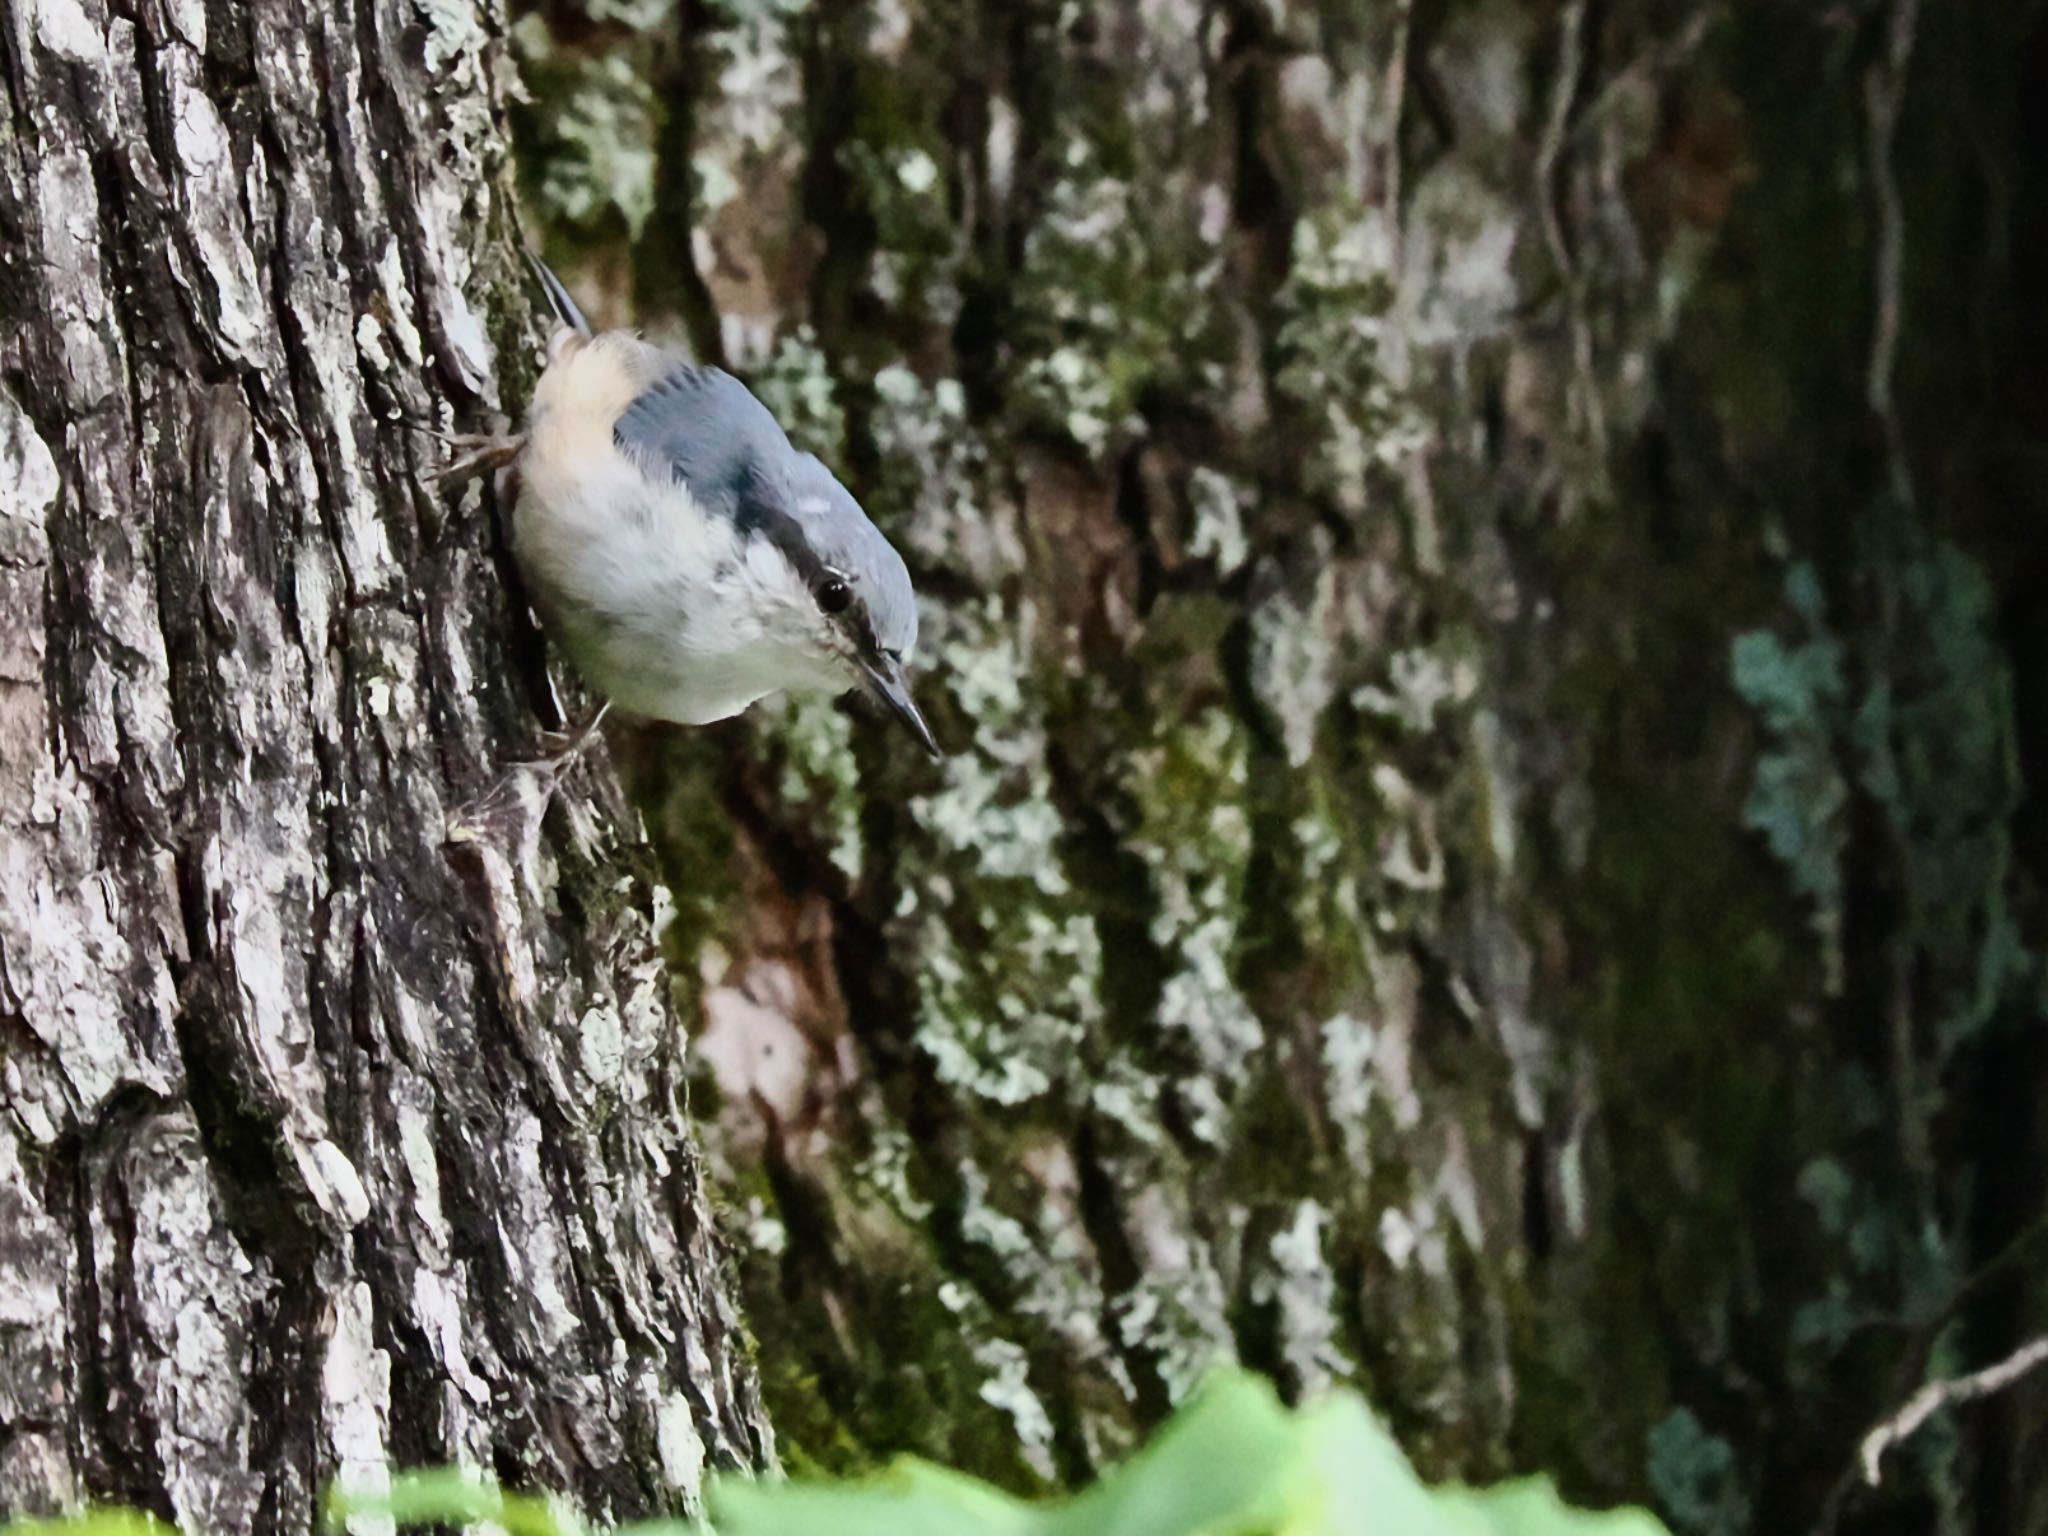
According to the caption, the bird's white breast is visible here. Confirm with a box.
[513,338,838,724]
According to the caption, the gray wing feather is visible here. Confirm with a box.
[612,365,796,526]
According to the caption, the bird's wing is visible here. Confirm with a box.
[612,365,797,527]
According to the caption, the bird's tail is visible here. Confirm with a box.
[524,248,591,339]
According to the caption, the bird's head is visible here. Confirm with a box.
[611,364,939,755]
[742,452,938,757]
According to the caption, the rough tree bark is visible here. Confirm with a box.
[0,0,769,1526]
[515,0,2048,1532]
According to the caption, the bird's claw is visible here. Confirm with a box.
[396,416,523,486]
[501,702,613,771]
[431,433,523,487]
[447,703,613,844]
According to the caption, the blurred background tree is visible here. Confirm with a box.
[510,0,2047,1532]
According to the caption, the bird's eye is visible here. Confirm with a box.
[816,576,853,614]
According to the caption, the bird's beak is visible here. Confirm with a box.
[861,656,940,758]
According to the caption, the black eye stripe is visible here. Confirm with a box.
[668,461,882,654]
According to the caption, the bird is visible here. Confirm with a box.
[442,253,939,761]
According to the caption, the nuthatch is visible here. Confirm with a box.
[474,255,939,758]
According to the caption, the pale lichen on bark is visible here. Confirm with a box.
[521,1,2046,1530]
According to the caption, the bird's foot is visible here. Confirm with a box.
[503,701,613,771]
[431,431,524,487]
[399,417,524,486]
[446,703,613,846]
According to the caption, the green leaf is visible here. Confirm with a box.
[1047,1372,1318,1536]
[1432,1482,1671,1536]
[706,1370,1669,1536]
[326,1468,582,1536]
[1,1516,177,1536]
[706,1461,1034,1536]
[7,1373,1664,1536]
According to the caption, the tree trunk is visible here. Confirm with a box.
[517,0,2048,1531]
[0,0,770,1526]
